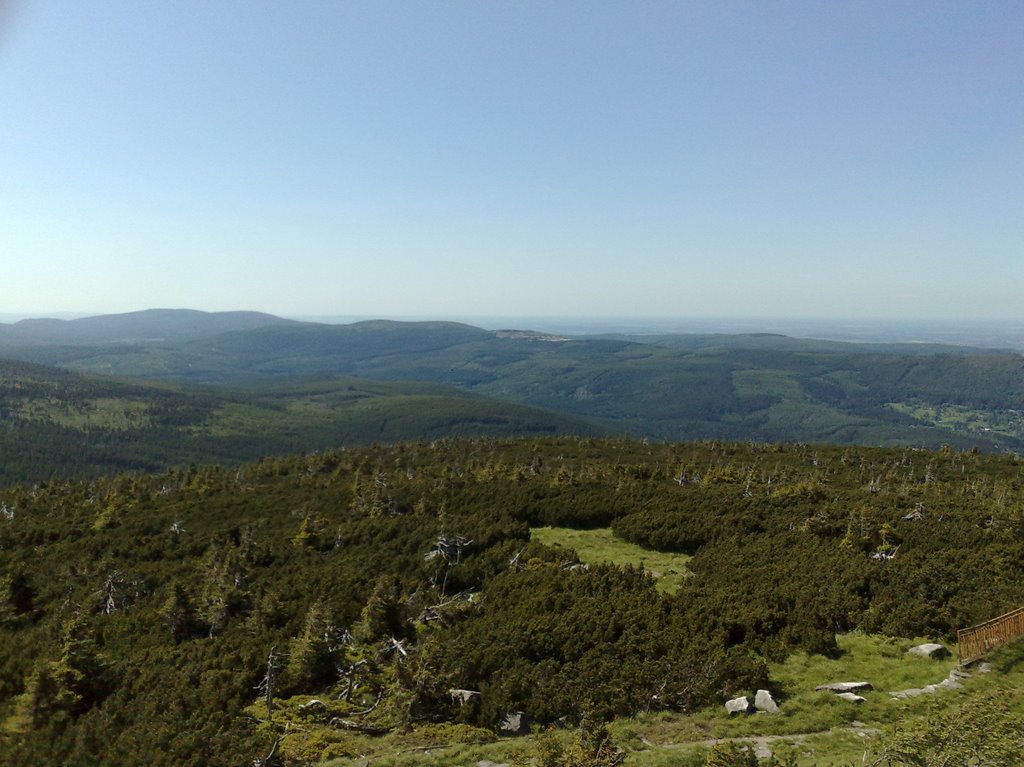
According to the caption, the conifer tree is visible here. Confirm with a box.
[353,575,405,643]
[284,601,337,693]
[162,583,200,643]
[15,613,110,728]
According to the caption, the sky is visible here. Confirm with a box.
[1,1,1022,321]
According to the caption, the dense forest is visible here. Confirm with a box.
[0,358,601,483]
[1,438,1022,764]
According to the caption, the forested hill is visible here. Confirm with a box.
[0,438,1022,764]
[0,359,602,484]
[1,312,1022,453]
[0,309,299,345]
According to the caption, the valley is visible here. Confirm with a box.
[1,312,1023,765]
[2,310,1023,475]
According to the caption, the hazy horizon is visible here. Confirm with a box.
[2,307,1022,350]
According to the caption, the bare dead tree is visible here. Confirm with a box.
[101,573,120,614]
[418,588,475,624]
[328,717,388,735]
[387,636,408,658]
[508,547,525,572]
[426,534,474,565]
[337,658,369,702]
[254,646,280,719]
[425,533,474,593]
[252,737,280,767]
[97,571,141,614]
[350,689,384,716]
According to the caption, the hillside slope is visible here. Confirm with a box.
[1,438,1021,765]
[2,314,1022,452]
[0,309,299,346]
[0,359,603,483]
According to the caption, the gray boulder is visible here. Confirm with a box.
[297,699,328,720]
[891,661,980,699]
[890,688,924,699]
[498,711,531,736]
[948,667,972,683]
[754,689,779,714]
[815,682,873,693]
[725,696,751,715]
[836,692,866,704]
[907,643,950,659]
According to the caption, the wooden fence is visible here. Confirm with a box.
[957,605,1024,663]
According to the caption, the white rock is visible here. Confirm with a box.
[753,741,773,759]
[836,692,866,703]
[725,696,751,715]
[754,689,779,714]
[907,643,950,659]
[498,712,531,736]
[890,688,924,699]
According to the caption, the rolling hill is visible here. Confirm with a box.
[0,359,603,484]
[2,311,1022,454]
[0,308,299,346]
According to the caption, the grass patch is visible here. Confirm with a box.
[319,731,522,767]
[15,396,151,430]
[320,637,1024,767]
[602,633,966,765]
[888,401,1024,441]
[530,527,691,594]
[688,633,957,740]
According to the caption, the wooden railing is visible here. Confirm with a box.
[957,605,1024,663]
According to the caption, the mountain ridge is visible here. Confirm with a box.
[0,308,300,345]
[2,310,1021,453]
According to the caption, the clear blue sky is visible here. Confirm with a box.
[2,1,1021,320]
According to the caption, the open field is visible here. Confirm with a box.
[530,527,692,594]
[888,401,1024,443]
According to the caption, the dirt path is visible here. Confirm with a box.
[641,723,879,759]
[655,660,992,758]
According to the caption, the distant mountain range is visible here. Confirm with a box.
[0,308,298,345]
[1,309,1022,467]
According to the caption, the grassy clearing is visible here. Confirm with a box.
[317,727,522,767]
[319,637,1024,766]
[677,632,958,740]
[530,527,692,594]
[888,401,1024,441]
[618,634,1023,766]
[15,396,151,430]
